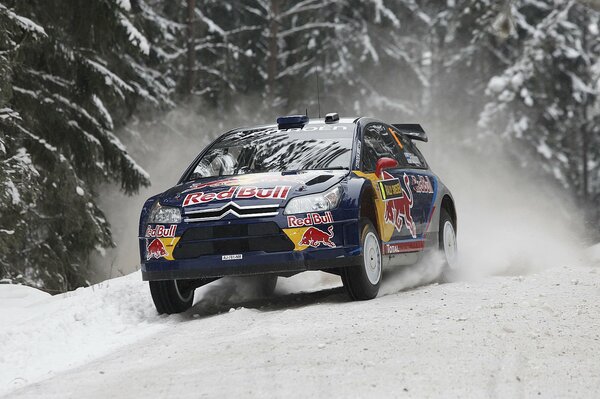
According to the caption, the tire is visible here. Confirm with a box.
[149,279,195,314]
[342,219,382,300]
[439,209,458,282]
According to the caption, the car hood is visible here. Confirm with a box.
[159,170,347,210]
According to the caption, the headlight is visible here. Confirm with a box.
[148,202,181,224]
[284,185,342,215]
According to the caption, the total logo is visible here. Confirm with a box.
[183,186,291,207]
[287,212,333,228]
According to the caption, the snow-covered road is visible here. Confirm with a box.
[2,263,600,398]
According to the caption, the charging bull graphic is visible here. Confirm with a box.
[299,226,336,248]
[383,173,417,238]
[146,238,168,260]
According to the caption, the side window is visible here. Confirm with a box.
[361,124,406,172]
[397,133,428,169]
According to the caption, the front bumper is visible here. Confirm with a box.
[140,215,361,281]
[141,246,361,281]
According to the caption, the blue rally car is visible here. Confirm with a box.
[139,114,457,314]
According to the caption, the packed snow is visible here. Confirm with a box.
[1,257,600,398]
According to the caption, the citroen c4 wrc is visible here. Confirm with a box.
[139,114,458,314]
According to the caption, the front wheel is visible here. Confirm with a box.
[342,219,382,300]
[149,280,195,314]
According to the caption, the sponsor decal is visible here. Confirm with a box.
[287,212,333,228]
[145,224,177,238]
[146,238,168,261]
[378,179,403,201]
[355,140,361,169]
[383,241,425,254]
[381,171,417,238]
[411,175,434,194]
[404,152,422,166]
[183,186,291,207]
[267,125,348,133]
[298,226,336,248]
[182,178,238,194]
[222,254,242,260]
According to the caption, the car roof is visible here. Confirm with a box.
[227,117,362,135]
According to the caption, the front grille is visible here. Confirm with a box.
[183,202,279,222]
[173,222,294,259]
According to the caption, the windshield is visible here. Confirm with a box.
[188,128,353,180]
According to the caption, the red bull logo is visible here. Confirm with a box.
[299,226,336,248]
[383,173,417,238]
[287,212,333,228]
[410,175,434,194]
[145,224,177,238]
[146,238,168,260]
[183,186,291,207]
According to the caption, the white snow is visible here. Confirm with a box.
[92,95,114,130]
[2,264,600,398]
[488,75,508,93]
[115,0,131,11]
[0,274,166,396]
[0,4,46,38]
[118,13,150,55]
[4,179,21,205]
[536,140,552,159]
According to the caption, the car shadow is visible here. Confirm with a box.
[182,280,348,321]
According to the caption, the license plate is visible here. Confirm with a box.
[222,254,242,261]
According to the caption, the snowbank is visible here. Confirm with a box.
[4,265,600,399]
[0,273,166,395]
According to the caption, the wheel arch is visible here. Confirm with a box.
[440,194,457,233]
[358,182,379,235]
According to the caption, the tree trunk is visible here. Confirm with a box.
[267,0,280,98]
[186,0,196,95]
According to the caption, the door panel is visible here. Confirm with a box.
[377,169,437,254]
[358,122,437,255]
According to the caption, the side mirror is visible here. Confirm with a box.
[375,157,398,178]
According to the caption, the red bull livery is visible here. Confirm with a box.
[139,115,457,314]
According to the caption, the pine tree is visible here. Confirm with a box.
[478,1,600,225]
[0,1,173,291]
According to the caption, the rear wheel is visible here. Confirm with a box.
[342,219,381,300]
[149,280,195,314]
[439,209,458,282]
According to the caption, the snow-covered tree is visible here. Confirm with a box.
[479,0,600,224]
[0,1,174,291]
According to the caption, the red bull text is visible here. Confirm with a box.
[287,212,333,228]
[145,224,177,238]
[183,186,291,207]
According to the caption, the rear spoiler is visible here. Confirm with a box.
[392,124,428,142]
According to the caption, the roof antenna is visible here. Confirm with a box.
[316,71,321,118]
